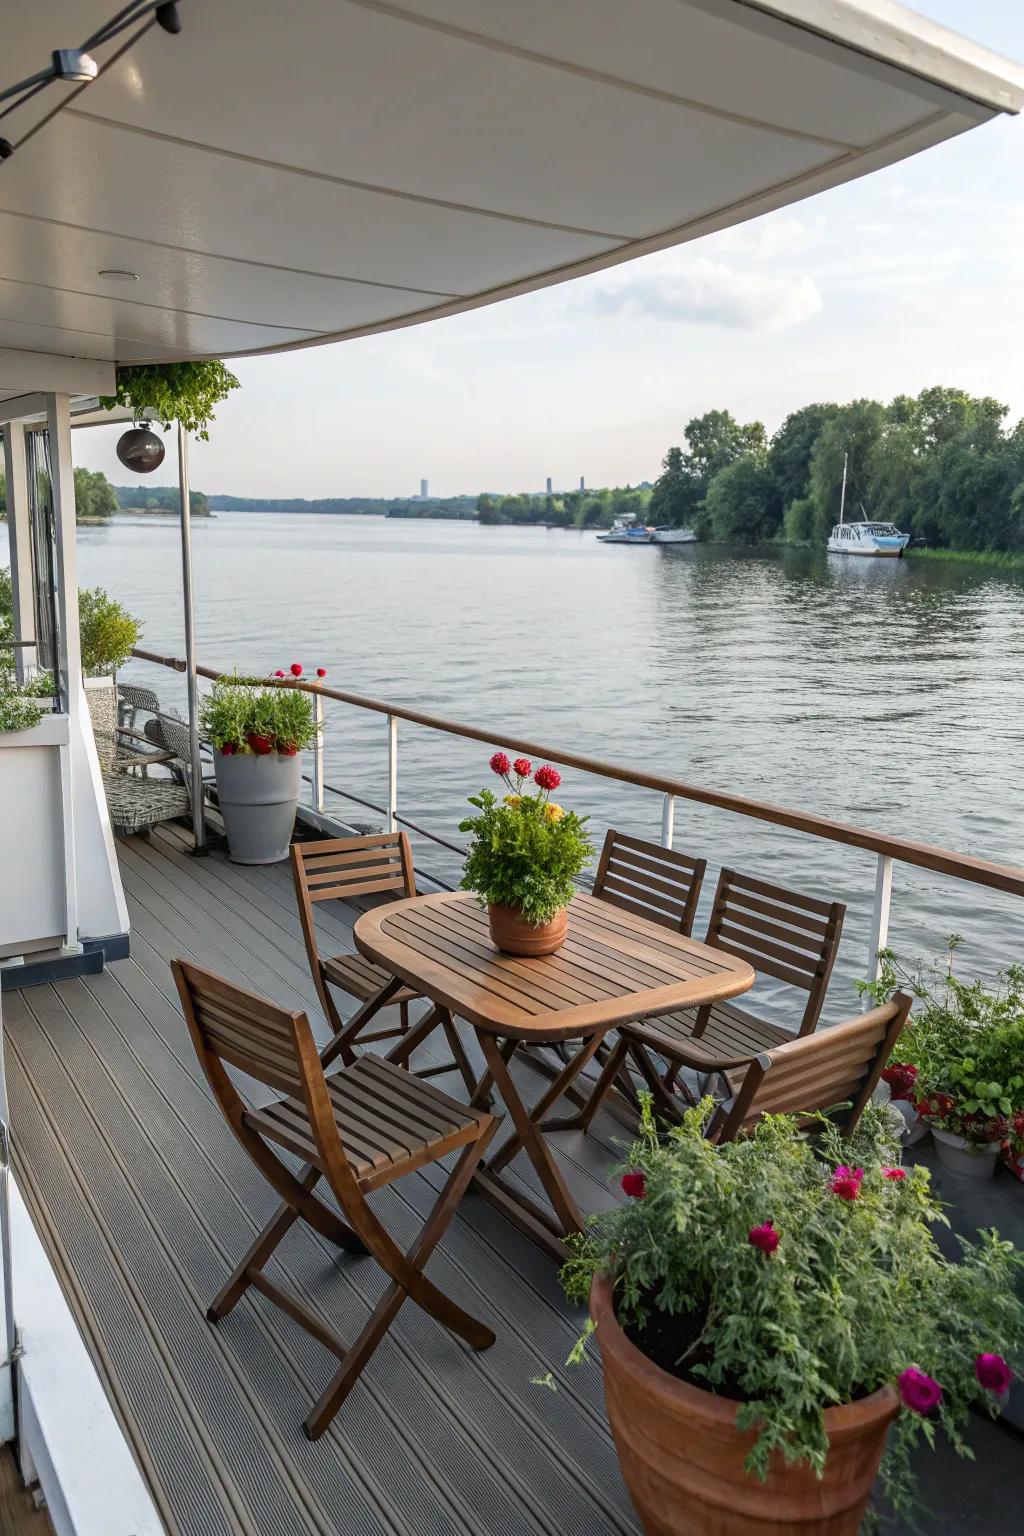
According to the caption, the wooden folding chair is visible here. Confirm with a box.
[292,832,476,1090]
[592,830,707,935]
[173,958,499,1438]
[710,992,913,1142]
[562,867,844,1130]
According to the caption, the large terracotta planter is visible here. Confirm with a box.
[590,1273,899,1536]
[488,903,567,956]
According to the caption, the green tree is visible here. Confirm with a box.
[73,467,118,521]
[769,403,838,514]
[806,400,886,543]
[704,455,781,544]
[683,409,766,482]
[649,446,701,528]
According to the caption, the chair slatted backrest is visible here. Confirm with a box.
[173,956,309,1099]
[593,830,707,935]
[714,993,912,1143]
[293,831,416,907]
[705,868,845,1034]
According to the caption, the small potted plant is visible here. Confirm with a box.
[459,751,594,955]
[199,665,320,864]
[863,940,1024,1180]
[563,1099,1024,1535]
[79,586,142,736]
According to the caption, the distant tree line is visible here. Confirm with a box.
[204,493,476,517]
[650,388,1024,553]
[476,486,652,528]
[113,483,209,515]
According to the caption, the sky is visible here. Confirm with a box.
[75,1,1024,501]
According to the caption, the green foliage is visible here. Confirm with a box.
[476,487,651,530]
[100,360,240,440]
[458,762,594,925]
[704,454,781,544]
[79,588,141,676]
[0,567,11,635]
[861,941,1024,1139]
[650,412,765,532]
[112,483,209,516]
[199,675,319,755]
[73,466,118,521]
[563,1098,1024,1526]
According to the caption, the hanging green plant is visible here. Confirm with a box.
[100,360,240,440]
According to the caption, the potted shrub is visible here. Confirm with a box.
[79,586,142,737]
[863,940,1024,1180]
[562,1099,1024,1536]
[459,751,594,955]
[199,667,320,864]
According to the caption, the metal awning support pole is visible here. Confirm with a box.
[863,854,894,1009]
[0,992,15,1445]
[178,423,206,852]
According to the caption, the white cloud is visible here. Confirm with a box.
[593,258,823,333]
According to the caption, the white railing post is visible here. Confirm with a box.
[387,714,398,832]
[660,792,675,849]
[311,690,325,813]
[864,854,894,1007]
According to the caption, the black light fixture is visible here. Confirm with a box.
[117,425,166,474]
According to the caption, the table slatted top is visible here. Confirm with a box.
[354,891,755,1039]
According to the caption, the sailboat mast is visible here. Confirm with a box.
[839,451,848,526]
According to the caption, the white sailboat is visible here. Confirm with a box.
[826,453,909,557]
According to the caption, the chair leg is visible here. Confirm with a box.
[304,1121,498,1439]
[543,1035,631,1133]
[399,999,410,1034]
[442,1015,479,1097]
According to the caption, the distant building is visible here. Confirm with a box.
[579,475,585,491]
[546,477,553,495]
[420,478,429,499]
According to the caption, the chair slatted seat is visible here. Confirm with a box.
[293,832,474,1090]
[174,958,498,1438]
[564,866,845,1130]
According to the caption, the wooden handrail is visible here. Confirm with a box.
[131,646,1024,899]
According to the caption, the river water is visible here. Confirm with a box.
[5,511,1022,1021]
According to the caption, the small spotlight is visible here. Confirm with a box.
[156,3,182,34]
[98,269,139,282]
[52,49,99,84]
[0,139,13,161]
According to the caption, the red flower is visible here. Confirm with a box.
[490,751,512,776]
[898,1367,942,1415]
[883,1166,907,1182]
[829,1165,864,1201]
[290,662,303,677]
[316,667,327,678]
[975,1353,1013,1394]
[273,669,285,678]
[246,732,274,756]
[916,1091,956,1122]
[512,757,532,778]
[220,742,236,755]
[534,764,561,792]
[620,1171,646,1200]
[748,1220,779,1255]
[278,741,298,757]
[1013,1112,1024,1139]
[961,1111,1009,1144]
[881,1063,918,1102]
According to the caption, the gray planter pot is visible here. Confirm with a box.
[213,749,301,864]
[931,1126,1001,1180]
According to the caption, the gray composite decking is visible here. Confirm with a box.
[5,824,1023,1536]
[4,824,640,1536]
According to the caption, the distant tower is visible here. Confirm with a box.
[420,478,428,499]
[579,475,585,492]
[546,476,553,495]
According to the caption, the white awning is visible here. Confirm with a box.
[0,0,1021,379]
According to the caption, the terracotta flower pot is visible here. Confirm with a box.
[488,903,567,956]
[590,1273,899,1536]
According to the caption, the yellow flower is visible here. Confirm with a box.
[545,802,565,822]
[504,793,522,806]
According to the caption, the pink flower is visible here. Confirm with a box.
[316,667,327,678]
[220,742,236,755]
[534,764,561,792]
[898,1367,943,1415]
[883,1166,907,1182]
[975,1354,1013,1394]
[290,662,303,677]
[513,757,532,778]
[490,751,511,776]
[748,1220,779,1255]
[621,1171,646,1200]
[829,1166,865,1201]
[273,669,285,678]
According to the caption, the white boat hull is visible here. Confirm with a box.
[826,543,905,557]
[651,527,696,544]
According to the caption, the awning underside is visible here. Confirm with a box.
[0,0,1021,378]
